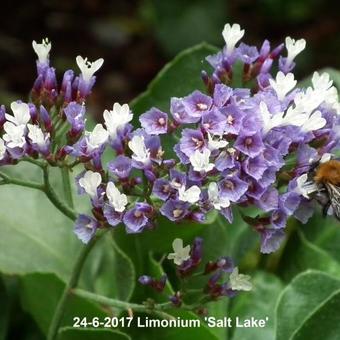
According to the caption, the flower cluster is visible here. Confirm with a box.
[1,24,339,255]
[0,38,104,167]
[138,238,252,309]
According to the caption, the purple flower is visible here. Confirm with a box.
[220,207,234,223]
[179,129,207,157]
[152,179,172,201]
[40,105,52,132]
[103,205,123,227]
[123,202,153,233]
[215,151,235,171]
[218,176,248,202]
[64,102,85,135]
[140,108,168,135]
[246,178,266,200]
[160,199,190,221]
[108,155,132,179]
[237,43,259,64]
[170,97,198,124]
[263,145,284,170]
[260,228,285,254]
[242,155,267,180]
[234,132,264,157]
[279,191,301,215]
[213,84,233,107]
[182,90,212,120]
[256,187,279,212]
[138,274,167,292]
[270,209,287,229]
[220,104,244,135]
[201,110,227,135]
[74,214,98,244]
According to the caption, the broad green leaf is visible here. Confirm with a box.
[130,43,218,116]
[229,271,283,340]
[275,270,340,340]
[19,273,108,335]
[297,214,340,265]
[57,327,131,340]
[0,163,79,281]
[279,228,340,281]
[83,233,136,302]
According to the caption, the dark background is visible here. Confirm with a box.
[0,0,339,115]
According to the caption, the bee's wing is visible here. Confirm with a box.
[325,183,340,221]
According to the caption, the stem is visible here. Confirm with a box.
[72,288,175,320]
[0,171,43,190]
[43,166,77,221]
[47,233,102,340]
[61,167,74,208]
[20,157,46,168]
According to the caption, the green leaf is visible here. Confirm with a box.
[275,270,340,340]
[0,163,80,281]
[229,271,283,340]
[19,273,108,335]
[297,214,340,265]
[130,43,218,116]
[279,229,340,281]
[57,327,131,340]
[83,233,136,302]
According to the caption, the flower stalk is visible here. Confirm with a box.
[47,233,102,340]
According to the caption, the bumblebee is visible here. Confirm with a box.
[313,160,340,221]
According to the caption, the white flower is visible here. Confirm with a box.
[86,124,109,151]
[312,72,340,113]
[282,106,308,127]
[229,267,252,291]
[295,173,318,199]
[285,37,306,64]
[208,182,230,210]
[222,23,245,55]
[3,122,26,148]
[300,110,326,133]
[79,170,102,198]
[6,102,30,126]
[103,103,133,139]
[294,87,324,116]
[178,185,201,204]
[259,102,285,133]
[0,138,6,160]
[76,56,104,83]
[167,238,191,265]
[27,124,49,147]
[106,182,128,212]
[128,135,150,164]
[207,132,228,150]
[32,38,51,64]
[269,72,297,101]
[189,149,214,172]
[312,72,333,92]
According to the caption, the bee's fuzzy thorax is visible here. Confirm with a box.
[314,160,340,185]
